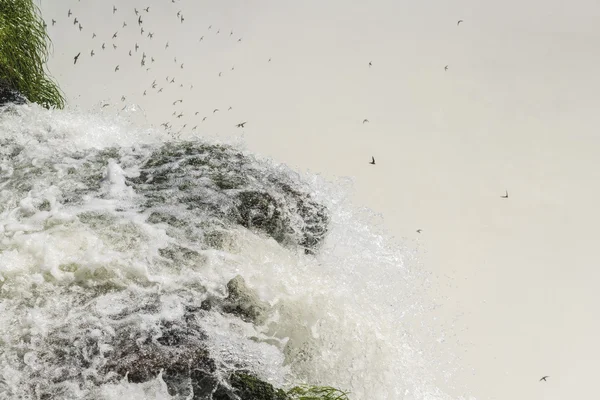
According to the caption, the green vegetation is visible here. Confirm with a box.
[0,0,65,108]
[287,385,351,400]
[212,372,351,400]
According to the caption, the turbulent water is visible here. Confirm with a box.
[0,103,461,400]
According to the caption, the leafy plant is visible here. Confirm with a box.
[0,0,65,108]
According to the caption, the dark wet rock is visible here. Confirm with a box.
[0,79,27,107]
[103,319,221,399]
[222,275,271,324]
[129,141,330,253]
[213,372,289,400]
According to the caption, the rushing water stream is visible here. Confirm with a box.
[0,103,460,399]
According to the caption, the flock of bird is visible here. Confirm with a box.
[45,2,555,385]
[50,2,249,137]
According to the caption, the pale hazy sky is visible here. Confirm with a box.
[39,0,600,399]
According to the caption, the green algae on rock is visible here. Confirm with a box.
[0,0,65,108]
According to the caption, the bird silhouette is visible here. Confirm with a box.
[144,7,150,12]
[73,18,78,25]
[73,52,81,64]
[112,31,118,39]
[123,22,127,28]
[138,16,143,25]
[113,5,117,14]
[236,122,247,128]
[92,33,96,38]
[135,8,139,15]
[90,50,95,57]
[102,43,105,50]
[501,190,509,199]
[369,61,372,67]
[135,43,139,51]
[78,23,83,31]
[457,20,463,26]
[115,65,119,72]
[416,229,422,233]
[363,119,369,124]
[68,9,72,17]
[445,65,448,71]
[369,157,376,165]
[202,117,207,121]
[52,19,56,26]
[165,42,169,49]
[213,109,219,113]
[540,376,549,382]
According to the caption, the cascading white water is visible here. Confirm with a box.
[0,103,466,400]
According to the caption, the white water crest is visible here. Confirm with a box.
[0,104,465,399]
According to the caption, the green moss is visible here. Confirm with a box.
[213,373,289,400]
[287,385,351,400]
[0,0,65,108]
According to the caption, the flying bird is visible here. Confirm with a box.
[78,23,83,31]
[92,33,96,38]
[115,65,119,72]
[202,117,207,121]
[52,19,56,26]
[416,229,422,233]
[73,52,81,64]
[148,32,153,39]
[113,44,117,49]
[213,109,219,113]
[123,22,127,28]
[90,50,95,57]
[457,20,463,26]
[501,190,509,199]
[143,90,146,96]
[135,8,139,15]
[113,5,117,14]
[112,31,118,39]
[73,18,78,25]
[135,43,139,51]
[138,16,143,25]
[363,119,369,124]
[102,43,105,50]
[236,122,247,128]
[369,61,372,67]
[540,376,549,382]
[129,50,132,56]
[144,7,150,12]
[165,42,169,49]
[228,106,232,111]
[68,9,72,17]
[445,65,449,71]
[369,156,376,165]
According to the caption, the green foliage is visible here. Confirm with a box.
[0,0,65,108]
[287,385,351,400]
